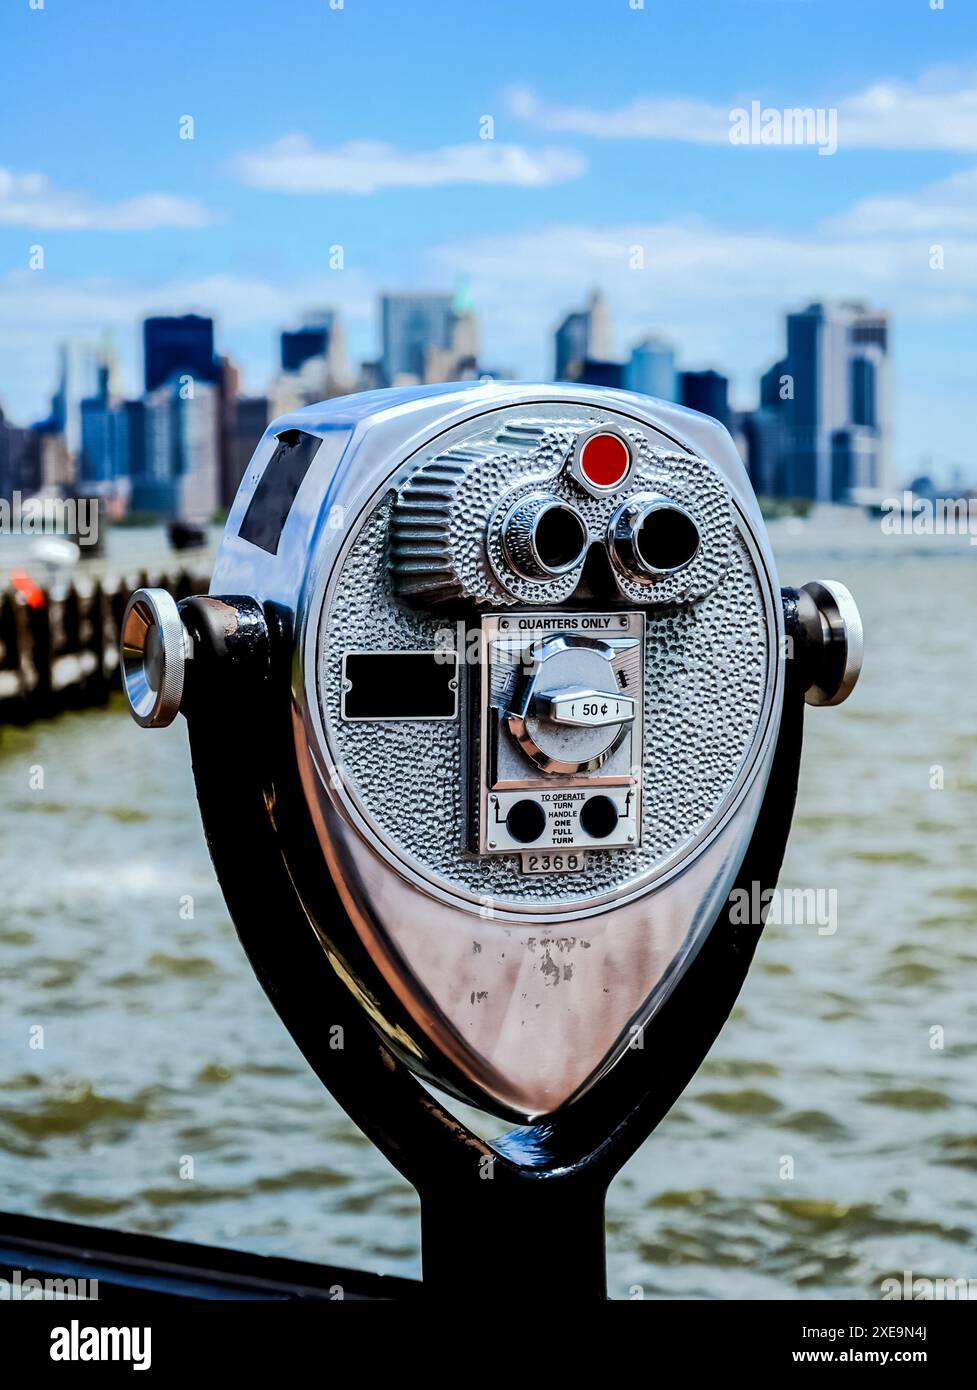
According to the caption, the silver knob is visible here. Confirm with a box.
[535,687,636,729]
[507,636,634,774]
[120,587,190,728]
[797,579,863,707]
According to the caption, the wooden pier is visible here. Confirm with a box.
[0,567,210,726]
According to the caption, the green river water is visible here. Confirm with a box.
[0,509,974,1298]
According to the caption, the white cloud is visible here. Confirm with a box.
[421,192,977,477]
[507,64,977,153]
[825,165,977,235]
[506,85,729,143]
[2,166,974,474]
[0,169,213,230]
[229,133,586,193]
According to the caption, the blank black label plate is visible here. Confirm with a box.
[341,651,459,721]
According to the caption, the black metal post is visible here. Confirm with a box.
[178,593,807,1299]
[419,1174,608,1299]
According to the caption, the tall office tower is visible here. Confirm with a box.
[760,357,790,409]
[217,356,240,514]
[741,408,784,496]
[138,386,177,514]
[554,290,611,381]
[78,365,113,485]
[143,314,219,394]
[680,369,730,427]
[586,290,612,360]
[849,305,892,491]
[0,409,30,499]
[79,362,132,491]
[281,322,328,374]
[780,302,891,501]
[448,282,479,372]
[626,337,677,401]
[40,342,100,456]
[850,352,877,429]
[381,293,455,384]
[136,378,220,520]
[567,358,626,390]
[173,380,221,525]
[122,400,147,490]
[831,426,881,500]
[280,311,348,381]
[37,432,73,491]
[424,284,481,383]
[225,396,269,508]
[781,303,851,499]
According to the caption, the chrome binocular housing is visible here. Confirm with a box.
[121,382,862,1127]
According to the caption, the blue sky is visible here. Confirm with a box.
[2,0,976,479]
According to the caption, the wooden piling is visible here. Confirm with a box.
[0,568,210,729]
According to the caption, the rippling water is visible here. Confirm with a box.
[0,508,974,1298]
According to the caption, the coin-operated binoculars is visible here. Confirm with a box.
[121,383,862,1299]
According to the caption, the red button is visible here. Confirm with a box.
[580,433,630,488]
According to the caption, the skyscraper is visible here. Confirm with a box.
[0,408,30,499]
[554,291,611,381]
[850,353,878,429]
[136,377,220,520]
[777,302,891,501]
[174,381,221,525]
[566,358,625,390]
[79,366,112,485]
[143,314,219,394]
[225,396,269,508]
[626,337,676,401]
[37,342,99,456]
[680,369,730,426]
[424,285,481,383]
[281,324,328,374]
[381,293,455,383]
[280,311,347,379]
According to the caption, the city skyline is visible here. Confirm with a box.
[2,1,975,479]
[0,288,906,523]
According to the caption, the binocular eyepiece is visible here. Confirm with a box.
[499,488,703,589]
[501,494,589,580]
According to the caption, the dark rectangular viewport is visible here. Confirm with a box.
[238,429,322,554]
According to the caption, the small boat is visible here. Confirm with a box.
[168,520,208,552]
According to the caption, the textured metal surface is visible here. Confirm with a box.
[390,415,732,607]
[320,508,769,909]
[202,384,786,1117]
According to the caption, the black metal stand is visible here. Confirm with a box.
[419,1176,608,1299]
[179,594,807,1300]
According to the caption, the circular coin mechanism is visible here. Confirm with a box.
[506,635,636,775]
